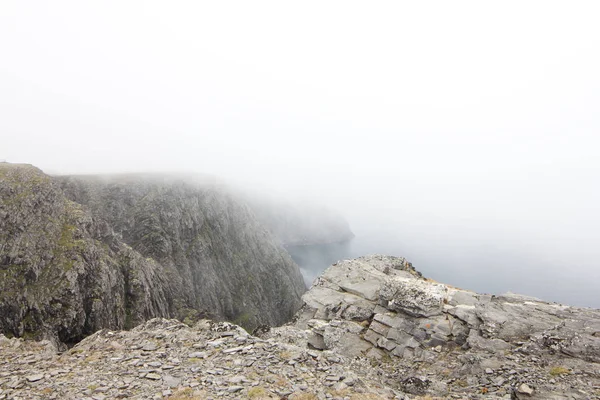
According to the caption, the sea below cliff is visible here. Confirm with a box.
[290,229,600,309]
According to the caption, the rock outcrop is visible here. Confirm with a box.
[0,163,305,343]
[268,255,600,399]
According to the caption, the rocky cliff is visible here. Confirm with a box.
[2,163,599,399]
[1,256,598,399]
[268,255,600,399]
[0,163,305,343]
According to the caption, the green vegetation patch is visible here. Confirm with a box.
[550,366,570,376]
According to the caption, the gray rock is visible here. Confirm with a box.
[307,332,326,350]
[147,361,161,367]
[494,377,506,386]
[278,254,600,399]
[163,375,181,388]
[142,343,158,352]
[379,277,446,317]
[467,329,512,353]
[26,374,44,382]
[0,163,306,342]
[145,373,161,380]
[518,383,534,395]
[448,290,479,307]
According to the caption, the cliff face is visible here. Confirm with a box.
[56,173,306,329]
[0,164,305,343]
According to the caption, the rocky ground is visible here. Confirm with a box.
[0,319,400,400]
[1,318,598,400]
[1,255,600,399]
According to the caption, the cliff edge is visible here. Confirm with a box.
[268,255,600,399]
[0,163,305,343]
[1,256,598,399]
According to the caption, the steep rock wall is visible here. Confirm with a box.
[0,164,305,343]
[57,174,306,330]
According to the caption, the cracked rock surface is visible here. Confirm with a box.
[268,255,600,399]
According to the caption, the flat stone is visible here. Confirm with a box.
[188,352,208,359]
[369,321,390,336]
[228,375,247,384]
[448,290,478,307]
[364,328,384,346]
[319,258,390,301]
[494,377,506,386]
[163,375,181,388]
[222,346,245,354]
[467,330,511,353]
[142,343,158,351]
[26,374,44,382]
[145,373,162,380]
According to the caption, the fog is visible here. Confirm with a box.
[2,2,600,307]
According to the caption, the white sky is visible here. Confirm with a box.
[2,1,600,304]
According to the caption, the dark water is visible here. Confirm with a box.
[287,233,600,309]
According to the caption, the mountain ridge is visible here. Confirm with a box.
[0,163,306,343]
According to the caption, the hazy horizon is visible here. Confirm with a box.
[2,1,599,307]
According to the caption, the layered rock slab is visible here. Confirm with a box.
[271,255,600,399]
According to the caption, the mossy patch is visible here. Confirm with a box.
[550,366,570,376]
[233,311,255,332]
[247,386,268,398]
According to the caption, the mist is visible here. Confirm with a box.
[2,2,600,307]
